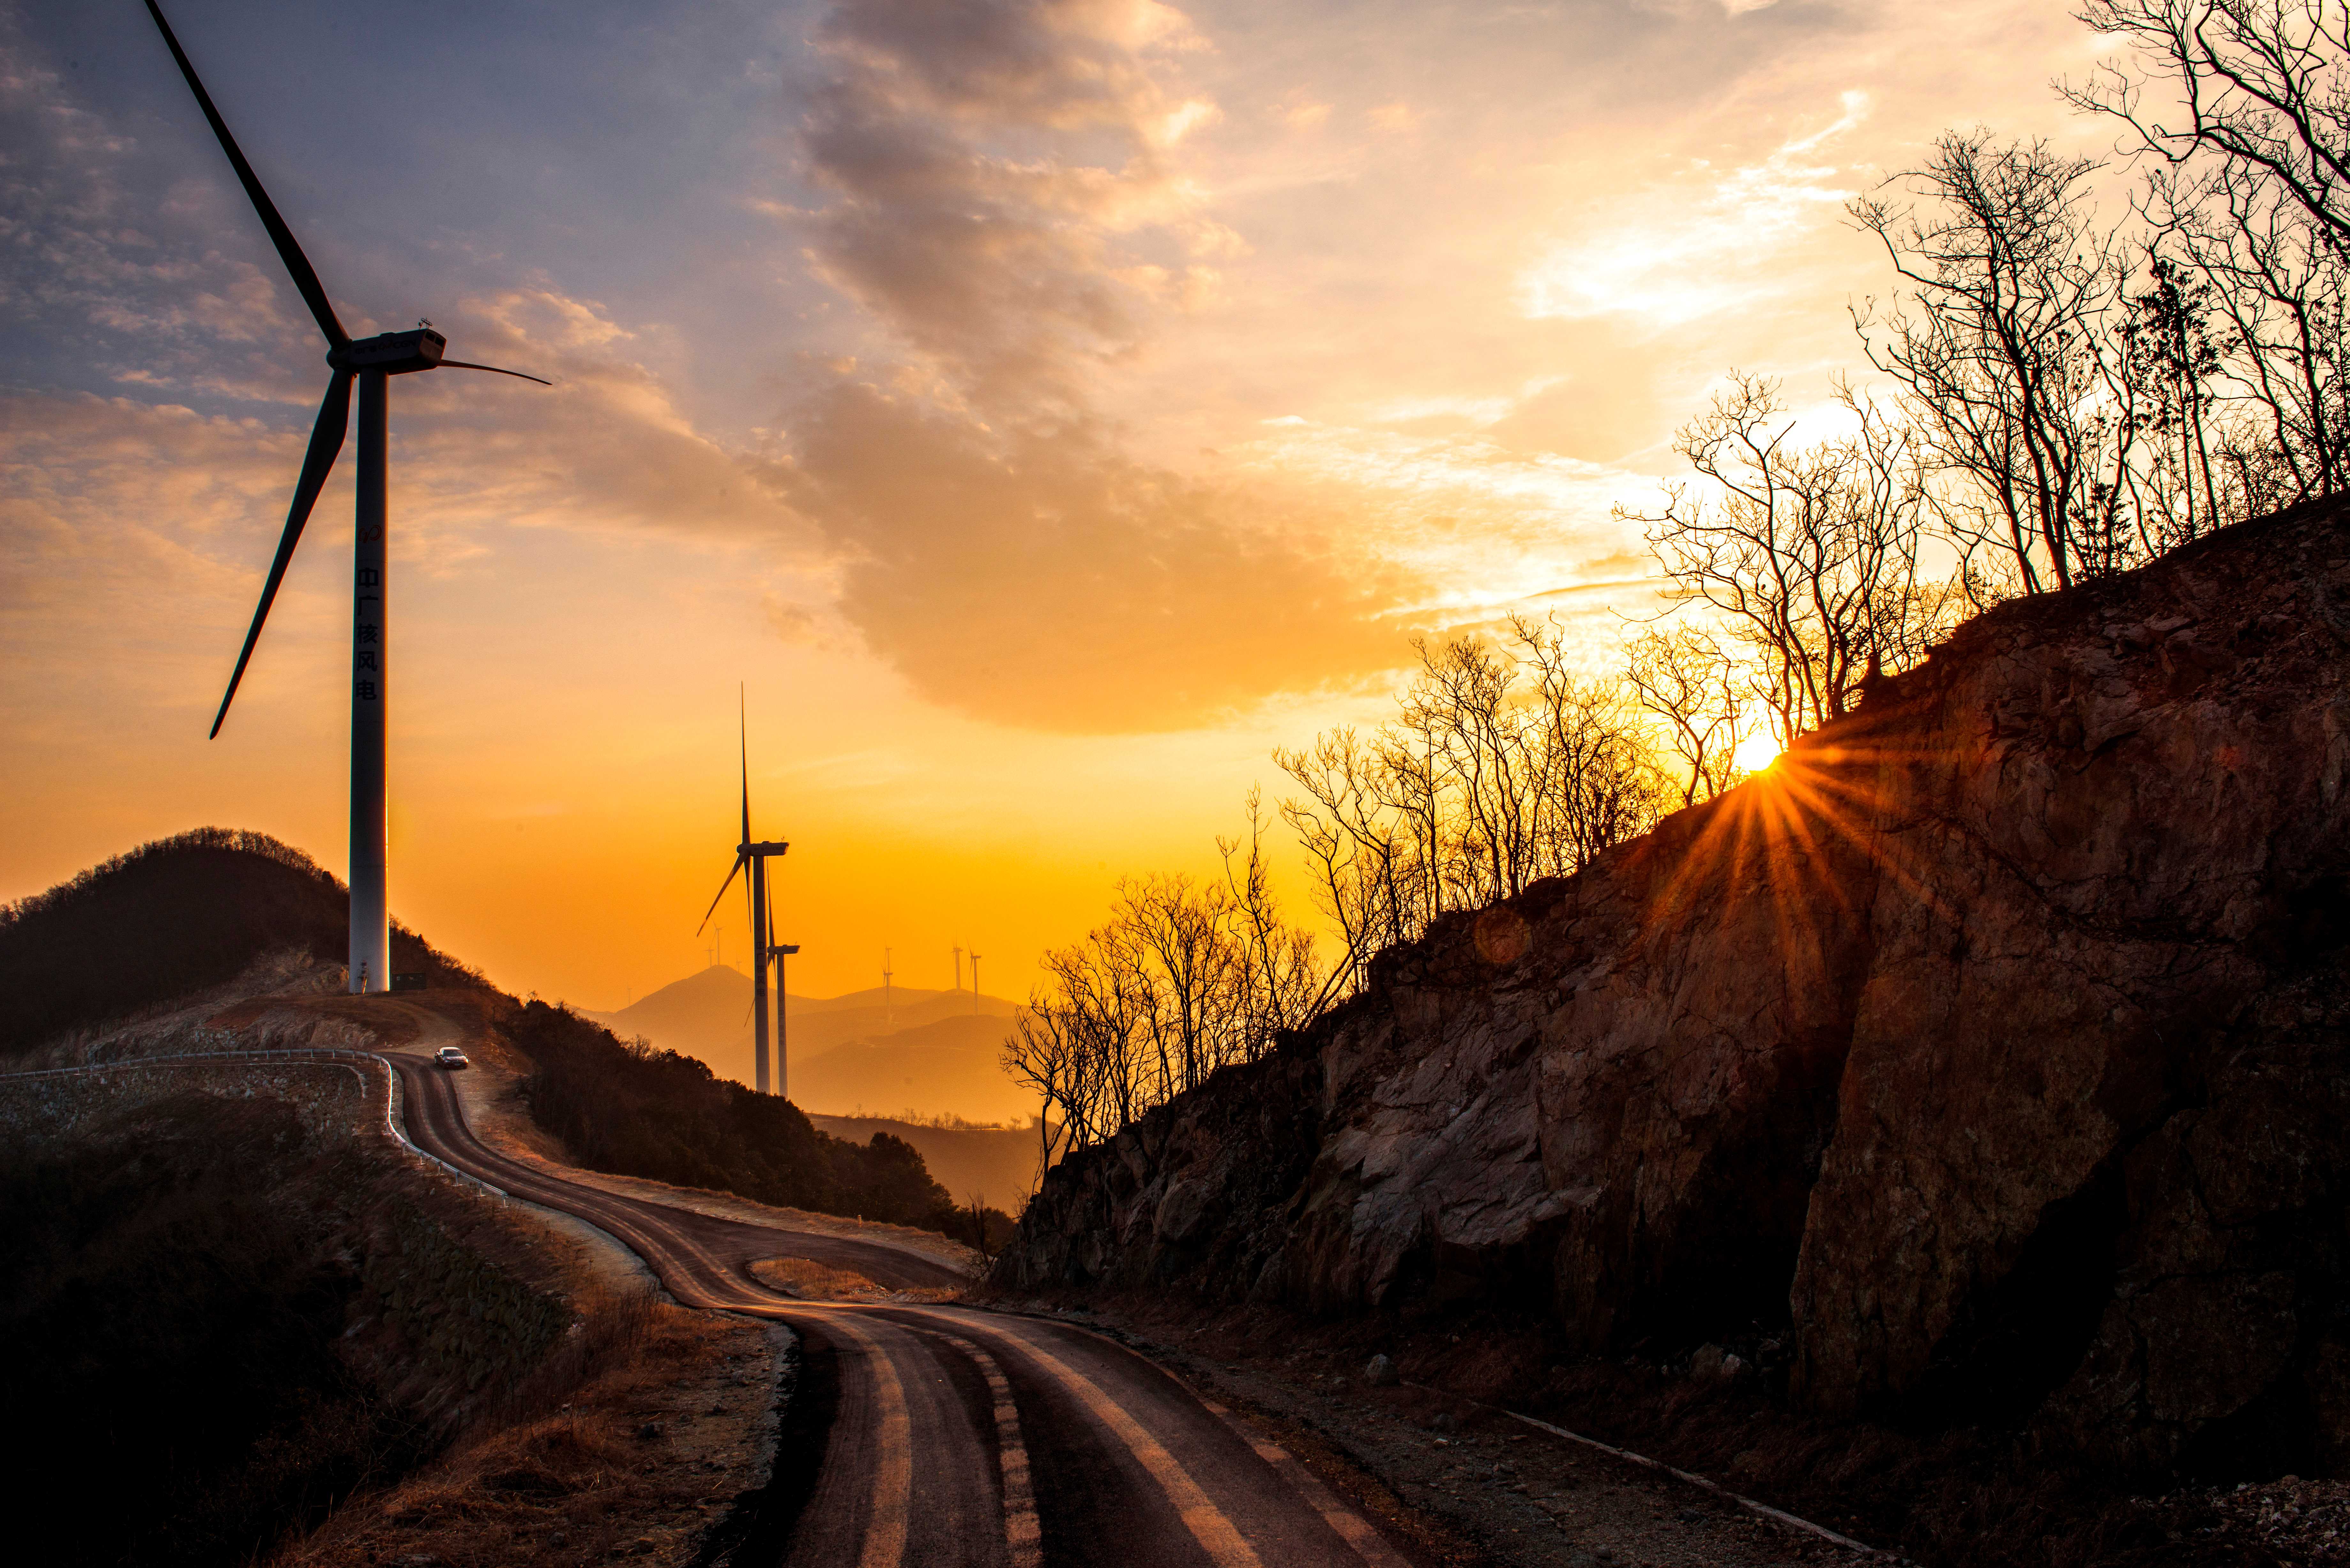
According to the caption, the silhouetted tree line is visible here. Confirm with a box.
[505,1000,966,1231]
[0,827,484,1059]
[1003,794,1327,1175]
[1011,4,2350,1168]
[1618,2,2350,776]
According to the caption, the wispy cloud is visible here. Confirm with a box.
[1519,90,1870,329]
[780,0,1422,730]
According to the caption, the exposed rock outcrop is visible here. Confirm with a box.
[994,500,2350,1474]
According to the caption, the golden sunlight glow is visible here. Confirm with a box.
[0,0,2115,1053]
[1733,731,1785,775]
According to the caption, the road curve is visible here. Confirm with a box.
[387,1057,1433,1568]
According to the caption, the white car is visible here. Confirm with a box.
[433,1045,469,1069]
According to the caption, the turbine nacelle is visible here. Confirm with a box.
[331,327,446,376]
[329,328,551,386]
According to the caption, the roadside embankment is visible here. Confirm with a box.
[0,1044,790,1568]
[0,1064,586,1566]
[992,499,2350,1557]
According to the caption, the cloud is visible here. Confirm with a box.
[0,25,318,403]
[382,286,813,554]
[776,0,1423,730]
[783,381,1414,731]
[1226,418,1656,630]
[1518,90,1871,329]
[0,390,350,746]
[796,0,1230,412]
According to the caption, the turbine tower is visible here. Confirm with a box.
[700,698,788,1092]
[142,0,547,994]
[773,932,800,1102]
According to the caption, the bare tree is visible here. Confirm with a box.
[1003,1003,1082,1182]
[2135,154,2350,508]
[1276,726,1432,992]
[1618,373,1952,746]
[1005,819,1327,1163]
[1512,616,1671,866]
[1850,132,2122,592]
[1277,626,1665,998]
[2068,0,2350,246]
[1624,624,1753,806]
[2047,4,2350,523]
[1217,788,1328,1048]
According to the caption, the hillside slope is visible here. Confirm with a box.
[0,827,479,1058]
[997,497,2350,1481]
[0,1071,592,1568]
[0,832,967,1236]
[808,1112,1044,1210]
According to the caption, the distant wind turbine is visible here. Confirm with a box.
[773,923,801,1102]
[700,695,789,1093]
[142,0,549,994]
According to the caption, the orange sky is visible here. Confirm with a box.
[2,0,2122,1006]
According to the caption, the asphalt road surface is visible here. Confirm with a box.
[389,1056,1435,1568]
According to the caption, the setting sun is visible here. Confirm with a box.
[1734,730,1784,775]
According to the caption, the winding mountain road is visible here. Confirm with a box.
[388,1055,1433,1568]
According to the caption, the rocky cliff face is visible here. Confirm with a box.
[994,500,2350,1474]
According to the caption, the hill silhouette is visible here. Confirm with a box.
[793,1014,1039,1125]
[1,831,973,1236]
[806,1113,1046,1212]
[0,827,480,1059]
[590,967,1034,1122]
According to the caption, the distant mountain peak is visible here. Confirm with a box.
[572,963,1030,1122]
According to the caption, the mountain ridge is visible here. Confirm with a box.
[581,964,1034,1123]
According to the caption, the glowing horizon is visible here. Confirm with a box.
[3,0,2111,1010]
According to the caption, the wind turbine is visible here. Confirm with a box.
[773,921,801,1102]
[700,698,788,1092]
[142,1,548,994]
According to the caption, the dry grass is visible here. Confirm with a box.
[748,1255,961,1304]
[750,1255,890,1300]
[278,1291,782,1568]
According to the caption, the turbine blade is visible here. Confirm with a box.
[697,854,746,936]
[741,697,759,967]
[209,372,352,738]
[436,359,553,387]
[141,1,349,348]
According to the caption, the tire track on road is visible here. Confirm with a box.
[384,1051,1431,1568]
